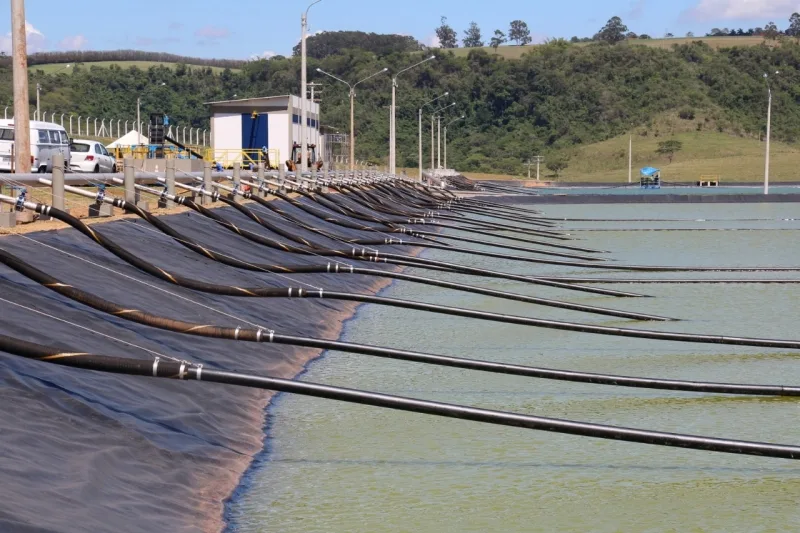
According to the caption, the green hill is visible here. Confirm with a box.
[3,36,800,178]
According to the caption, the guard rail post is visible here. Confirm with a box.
[161,158,176,209]
[36,153,66,222]
[201,161,213,206]
[232,162,241,201]
[0,182,16,228]
[256,162,265,198]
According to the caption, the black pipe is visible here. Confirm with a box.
[118,192,643,299]
[247,191,598,262]
[3,334,800,460]
[4,254,798,395]
[7,215,800,350]
[2,208,664,324]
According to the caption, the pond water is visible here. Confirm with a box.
[530,185,800,196]
[228,203,800,533]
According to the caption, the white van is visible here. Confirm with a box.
[0,119,72,173]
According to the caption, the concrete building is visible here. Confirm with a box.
[206,95,322,169]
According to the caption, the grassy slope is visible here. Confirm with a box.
[29,61,234,75]
[463,131,799,183]
[451,36,771,60]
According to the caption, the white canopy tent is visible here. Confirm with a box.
[106,130,147,148]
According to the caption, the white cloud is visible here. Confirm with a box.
[425,33,441,48]
[251,50,277,60]
[195,25,230,39]
[58,35,88,51]
[0,21,47,54]
[684,0,800,21]
[194,25,230,45]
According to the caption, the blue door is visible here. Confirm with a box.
[241,113,268,150]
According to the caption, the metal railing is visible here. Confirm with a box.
[207,149,281,170]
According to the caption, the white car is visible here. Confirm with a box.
[70,140,117,173]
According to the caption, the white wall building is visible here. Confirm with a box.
[206,95,322,169]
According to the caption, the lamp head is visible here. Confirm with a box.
[429,55,436,60]
[383,68,389,72]
[316,68,322,72]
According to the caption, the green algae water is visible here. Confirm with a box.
[229,204,800,532]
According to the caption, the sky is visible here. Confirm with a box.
[1,0,799,59]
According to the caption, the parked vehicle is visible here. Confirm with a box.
[69,140,117,173]
[0,120,72,172]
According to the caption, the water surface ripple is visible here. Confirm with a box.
[230,203,800,533]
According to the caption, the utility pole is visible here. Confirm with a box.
[529,155,544,181]
[437,115,441,169]
[418,109,423,181]
[430,115,435,171]
[763,71,778,195]
[307,82,322,152]
[11,0,31,173]
[301,1,322,174]
[390,56,435,175]
[137,97,141,141]
[628,135,632,184]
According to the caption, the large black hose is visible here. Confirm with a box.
[117,192,643,299]
[218,193,606,265]
[4,207,667,324]
[266,188,605,254]
[245,191,598,262]
[4,251,799,396]
[3,334,800,460]
[6,216,800,349]
[311,188,573,241]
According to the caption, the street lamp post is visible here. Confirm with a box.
[764,71,779,195]
[430,102,455,170]
[418,92,448,181]
[390,55,435,175]
[444,115,465,170]
[301,0,323,174]
[317,67,388,171]
[430,103,453,171]
[35,83,40,121]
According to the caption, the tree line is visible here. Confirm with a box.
[436,17,534,50]
[292,31,422,59]
[24,50,247,69]
[433,11,800,51]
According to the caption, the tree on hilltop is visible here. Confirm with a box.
[490,30,507,51]
[436,17,459,48]
[788,13,800,37]
[547,156,569,177]
[509,20,533,45]
[463,22,484,48]
[598,16,629,45]
[764,22,780,40]
[657,140,683,163]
